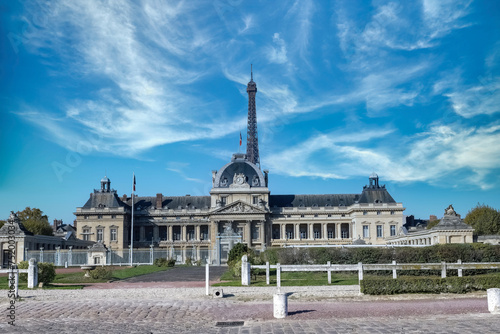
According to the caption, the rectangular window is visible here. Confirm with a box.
[377,211,381,215]
[98,215,103,219]
[83,228,90,241]
[377,225,383,238]
[390,211,395,215]
[390,225,396,236]
[111,215,116,219]
[97,229,103,242]
[363,211,367,215]
[253,196,259,205]
[221,197,227,206]
[252,226,259,240]
[363,226,369,238]
[110,228,117,241]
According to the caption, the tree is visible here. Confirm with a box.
[464,204,500,235]
[16,207,54,236]
[0,220,5,229]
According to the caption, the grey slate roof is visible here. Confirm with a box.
[358,188,396,204]
[269,194,360,208]
[431,214,473,230]
[124,196,211,210]
[82,190,126,209]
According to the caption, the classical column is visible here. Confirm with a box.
[247,220,252,246]
[295,224,300,240]
[168,226,173,242]
[337,224,342,239]
[281,224,286,240]
[196,225,201,241]
[309,223,314,239]
[260,220,265,244]
[182,225,187,241]
[322,223,327,239]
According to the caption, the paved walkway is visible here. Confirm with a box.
[123,265,228,282]
[1,286,499,333]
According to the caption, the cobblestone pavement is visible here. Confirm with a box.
[1,288,499,333]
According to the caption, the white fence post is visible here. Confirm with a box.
[266,262,270,285]
[28,258,38,289]
[68,246,73,266]
[277,263,281,290]
[327,261,332,284]
[392,260,397,279]
[358,262,363,281]
[205,264,210,296]
[241,255,250,286]
[441,261,447,278]
[457,259,463,277]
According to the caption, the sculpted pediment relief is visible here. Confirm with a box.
[212,200,266,214]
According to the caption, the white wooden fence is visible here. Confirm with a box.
[242,258,500,287]
[0,259,39,298]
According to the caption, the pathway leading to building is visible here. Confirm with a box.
[122,265,228,282]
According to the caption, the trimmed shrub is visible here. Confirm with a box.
[17,261,56,284]
[90,266,112,280]
[360,273,500,295]
[262,244,500,267]
[154,258,175,267]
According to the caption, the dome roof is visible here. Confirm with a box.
[101,176,110,183]
[369,172,378,179]
[214,153,266,188]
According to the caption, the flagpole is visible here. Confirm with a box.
[130,172,135,266]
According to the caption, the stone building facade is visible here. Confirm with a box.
[386,205,474,246]
[74,72,406,263]
[0,211,94,267]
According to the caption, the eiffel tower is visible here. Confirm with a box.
[246,65,260,167]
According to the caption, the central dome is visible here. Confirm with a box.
[214,153,266,188]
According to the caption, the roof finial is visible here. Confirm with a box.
[251,64,253,81]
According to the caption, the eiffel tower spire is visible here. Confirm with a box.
[246,64,260,167]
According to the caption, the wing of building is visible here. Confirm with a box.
[74,71,405,264]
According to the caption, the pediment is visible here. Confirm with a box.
[211,200,267,214]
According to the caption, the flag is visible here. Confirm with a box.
[133,173,136,192]
[239,132,242,146]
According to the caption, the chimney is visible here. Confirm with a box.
[156,193,163,209]
[73,219,77,231]
[429,215,437,222]
[122,194,127,202]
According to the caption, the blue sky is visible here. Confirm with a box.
[1,0,499,225]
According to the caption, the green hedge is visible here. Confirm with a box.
[360,274,500,294]
[17,261,56,284]
[262,244,500,265]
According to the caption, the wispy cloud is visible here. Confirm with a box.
[267,33,288,64]
[166,162,205,184]
[265,122,500,189]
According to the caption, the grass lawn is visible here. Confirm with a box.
[54,265,173,284]
[0,265,174,289]
[213,270,359,287]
